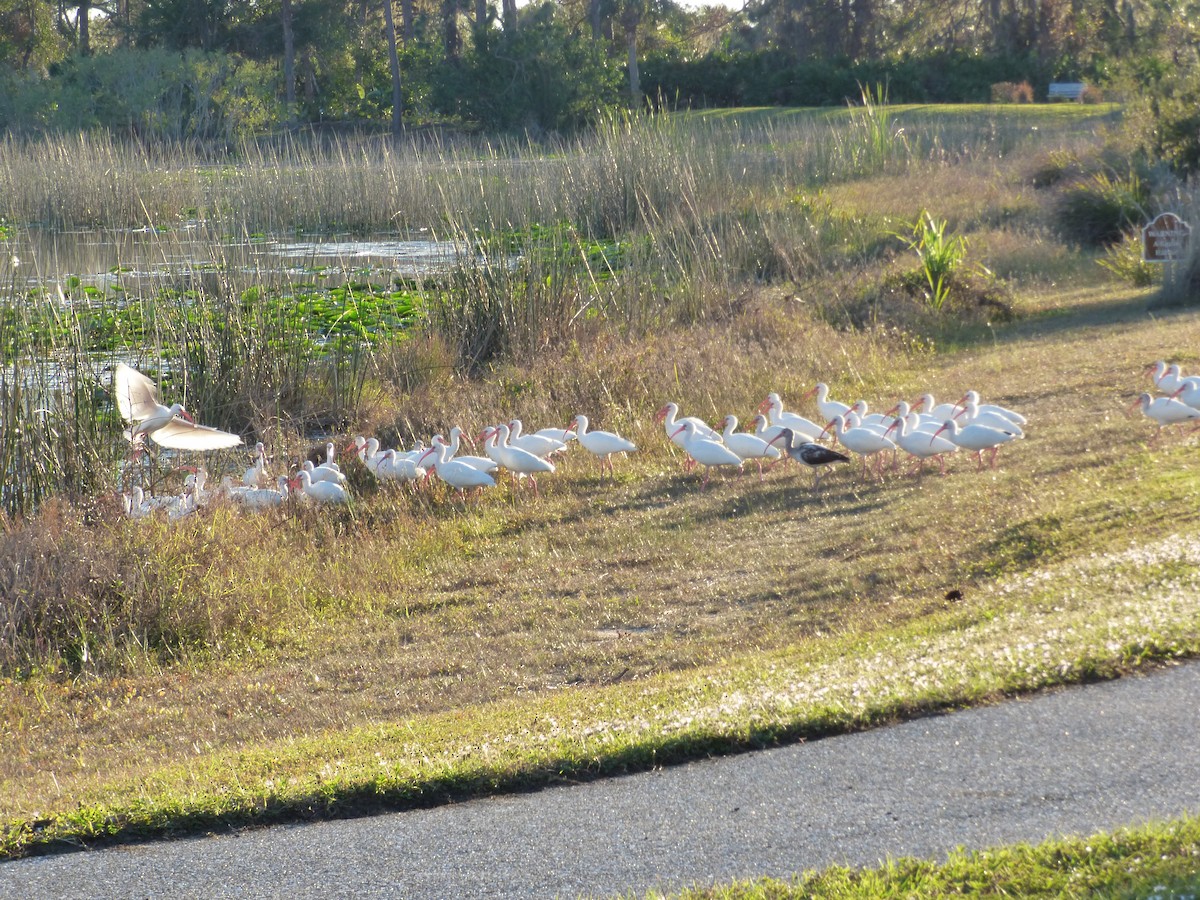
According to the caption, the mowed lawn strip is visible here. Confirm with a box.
[659,814,1200,898]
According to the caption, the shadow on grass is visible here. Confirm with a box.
[944,289,1178,353]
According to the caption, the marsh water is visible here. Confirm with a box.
[7,225,469,294]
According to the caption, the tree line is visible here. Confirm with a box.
[0,0,1197,140]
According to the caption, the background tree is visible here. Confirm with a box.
[0,0,62,71]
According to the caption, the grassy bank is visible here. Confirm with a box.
[3,281,1200,857]
[664,815,1200,898]
[2,104,1199,868]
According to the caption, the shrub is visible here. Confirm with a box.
[991,81,1034,103]
[1054,170,1149,247]
[1097,231,1157,287]
[896,210,970,312]
[1024,150,1086,189]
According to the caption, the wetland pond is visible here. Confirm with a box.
[7,224,470,294]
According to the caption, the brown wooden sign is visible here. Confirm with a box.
[1142,212,1192,262]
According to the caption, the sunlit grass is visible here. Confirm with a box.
[660,816,1200,898]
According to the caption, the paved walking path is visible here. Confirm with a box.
[4,661,1199,898]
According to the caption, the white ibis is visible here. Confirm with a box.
[225,474,289,510]
[751,413,789,446]
[350,436,384,474]
[160,481,197,520]
[766,427,850,487]
[1171,378,1200,410]
[243,442,269,487]
[720,414,781,480]
[121,486,155,519]
[656,403,720,449]
[396,439,429,466]
[954,399,1026,436]
[290,468,351,504]
[417,440,497,494]
[375,449,426,487]
[507,419,568,459]
[671,420,744,488]
[801,384,853,425]
[1130,392,1200,439]
[759,392,825,441]
[846,400,892,430]
[303,459,346,485]
[820,414,896,479]
[885,400,941,433]
[483,424,557,495]
[496,427,556,496]
[1147,361,1187,394]
[571,415,636,478]
[912,393,960,421]
[955,391,1027,427]
[112,363,243,452]
[439,428,498,473]
[841,410,891,437]
[177,465,213,507]
[885,413,957,475]
[932,418,1021,469]
[531,426,577,445]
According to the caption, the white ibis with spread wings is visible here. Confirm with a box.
[113,363,243,452]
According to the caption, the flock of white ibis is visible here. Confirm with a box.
[1134,360,1200,438]
[654,385,1026,488]
[114,361,1042,518]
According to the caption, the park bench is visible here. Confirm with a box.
[1048,82,1086,102]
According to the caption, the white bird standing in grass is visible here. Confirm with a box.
[243,442,269,487]
[802,384,854,425]
[112,363,243,453]
[375,449,426,488]
[1147,361,1187,394]
[483,424,556,496]
[912,393,960,422]
[571,415,636,478]
[351,436,384,474]
[720,414,781,480]
[1171,378,1200,411]
[750,413,789,447]
[885,400,941,433]
[953,399,1026,436]
[762,392,825,441]
[656,402,720,448]
[931,418,1021,470]
[417,440,497,495]
[303,459,346,485]
[821,414,896,479]
[885,413,957,475]
[506,419,568,459]
[954,391,1027,427]
[224,474,290,510]
[1130,391,1200,440]
[438,428,498,473]
[671,421,744,488]
[290,468,351,504]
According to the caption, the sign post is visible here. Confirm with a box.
[1142,212,1192,263]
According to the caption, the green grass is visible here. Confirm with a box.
[661,816,1200,898]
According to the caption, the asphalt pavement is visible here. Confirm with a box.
[3,661,1199,898]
